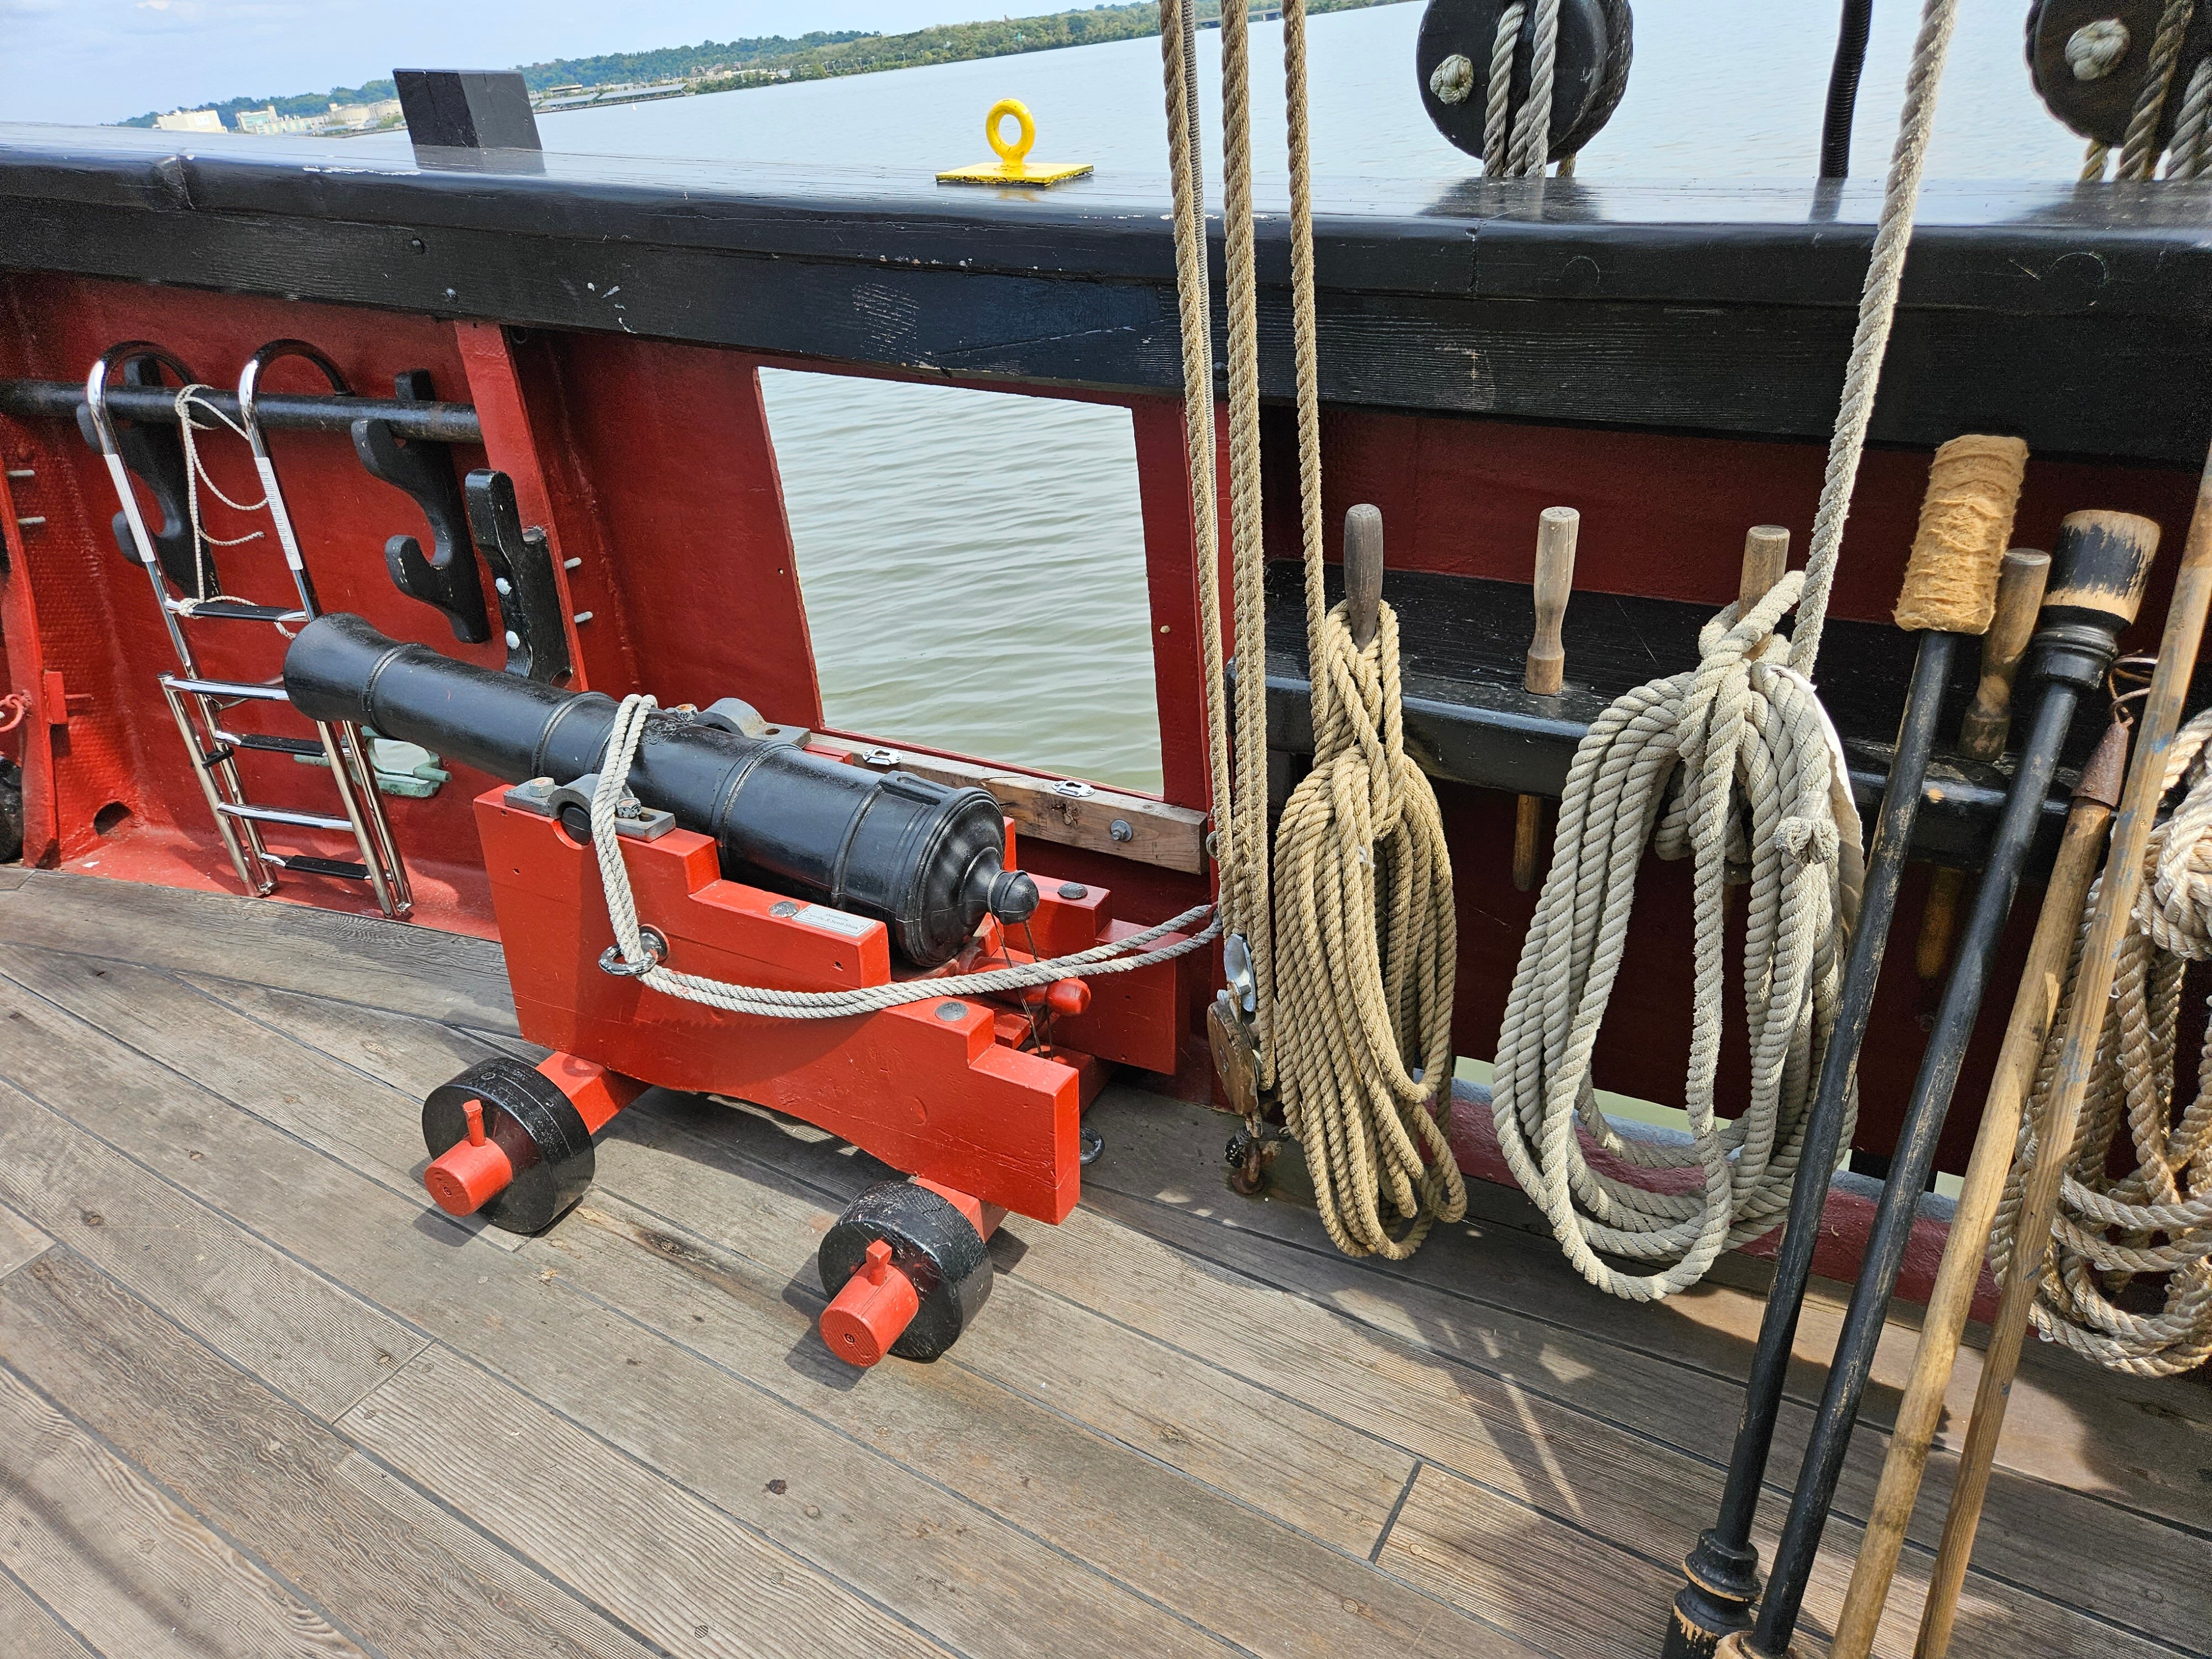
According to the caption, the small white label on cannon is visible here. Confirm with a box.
[795,904,873,937]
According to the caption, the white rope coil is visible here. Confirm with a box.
[1990,709,2212,1375]
[1492,580,1863,1297]
[1491,0,1955,1300]
[588,695,1217,1019]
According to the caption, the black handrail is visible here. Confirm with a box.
[0,378,481,445]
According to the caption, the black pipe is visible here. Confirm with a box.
[284,613,1036,967]
[0,378,482,444]
[1820,0,1876,179]
[1745,512,2157,1653]
[1662,625,1957,1659]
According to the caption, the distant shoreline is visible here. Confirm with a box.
[122,1,1410,133]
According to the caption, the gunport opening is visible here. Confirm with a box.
[759,369,1164,795]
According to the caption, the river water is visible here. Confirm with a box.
[445,2,2091,791]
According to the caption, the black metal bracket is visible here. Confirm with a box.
[74,354,205,592]
[463,467,571,686]
[352,369,491,644]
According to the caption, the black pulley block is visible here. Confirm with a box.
[2028,0,2212,148]
[818,1182,994,1362]
[422,1056,596,1234]
[1416,0,1632,163]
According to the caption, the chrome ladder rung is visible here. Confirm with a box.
[212,801,354,832]
[167,598,311,624]
[165,675,292,702]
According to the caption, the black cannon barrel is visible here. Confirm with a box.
[284,613,1035,967]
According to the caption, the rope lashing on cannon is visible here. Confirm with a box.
[1493,0,1973,1300]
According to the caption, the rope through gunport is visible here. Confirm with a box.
[1990,706,2212,1375]
[587,694,1218,1018]
[1491,0,1964,1299]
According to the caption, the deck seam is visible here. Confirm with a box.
[0,1335,394,1659]
[0,1550,100,1657]
[1371,1461,1423,1563]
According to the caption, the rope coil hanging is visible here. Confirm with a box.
[1159,0,1465,1256]
[1989,706,2212,1375]
[1491,0,1961,1299]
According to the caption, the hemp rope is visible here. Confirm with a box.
[1481,0,1564,179]
[1267,0,1465,1259]
[2119,0,2198,180]
[1491,0,1959,1300]
[587,693,1219,1017]
[171,384,269,604]
[1987,708,2212,1375]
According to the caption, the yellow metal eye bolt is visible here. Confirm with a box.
[938,98,1092,186]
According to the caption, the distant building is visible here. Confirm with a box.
[153,108,224,133]
[236,106,327,137]
[325,98,401,132]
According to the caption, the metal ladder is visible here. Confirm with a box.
[84,340,413,920]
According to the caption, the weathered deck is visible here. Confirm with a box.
[0,866,2203,1659]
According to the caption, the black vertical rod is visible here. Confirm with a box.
[1661,628,1957,1659]
[1749,510,2157,1651]
[1749,678,2080,1650]
[1821,0,1877,178]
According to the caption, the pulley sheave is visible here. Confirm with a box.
[1415,0,1632,163]
[2027,0,2212,148]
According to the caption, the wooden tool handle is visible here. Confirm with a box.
[1958,547,2052,759]
[1343,504,1384,649]
[2042,508,2159,631]
[1893,434,2028,634]
[1740,524,1790,612]
[1524,506,1579,695]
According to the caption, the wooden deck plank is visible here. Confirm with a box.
[0,1198,53,1282]
[0,1248,661,1659]
[345,1347,959,1659]
[0,1568,95,1659]
[1071,1164,2212,1657]
[0,866,33,891]
[0,1072,423,1421]
[3,950,526,1251]
[0,1364,366,1659]
[562,1194,1533,1659]
[1085,1087,2212,1532]
[0,970,1237,1659]
[147,947,2201,1659]
[659,1093,2212,1659]
[33,953,1541,1658]
[0,872,516,1032]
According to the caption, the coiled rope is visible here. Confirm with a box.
[588,694,1218,1017]
[1989,708,2212,1375]
[1491,0,1960,1300]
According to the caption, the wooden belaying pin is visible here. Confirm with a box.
[1344,501,1384,649]
[1721,526,1791,919]
[1513,507,1579,891]
[1913,547,2051,979]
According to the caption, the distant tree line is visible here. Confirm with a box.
[119,1,1404,129]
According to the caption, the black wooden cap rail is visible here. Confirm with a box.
[1253,564,2162,873]
[0,377,482,445]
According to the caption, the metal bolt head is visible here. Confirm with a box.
[504,629,521,649]
[1110,819,1134,843]
[769,900,799,918]
[495,576,512,595]
[1057,882,1089,900]
[936,1001,967,1021]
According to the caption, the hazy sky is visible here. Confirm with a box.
[0,1,1027,127]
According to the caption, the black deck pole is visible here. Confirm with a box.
[1820,0,1877,178]
[1740,510,2158,1657]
